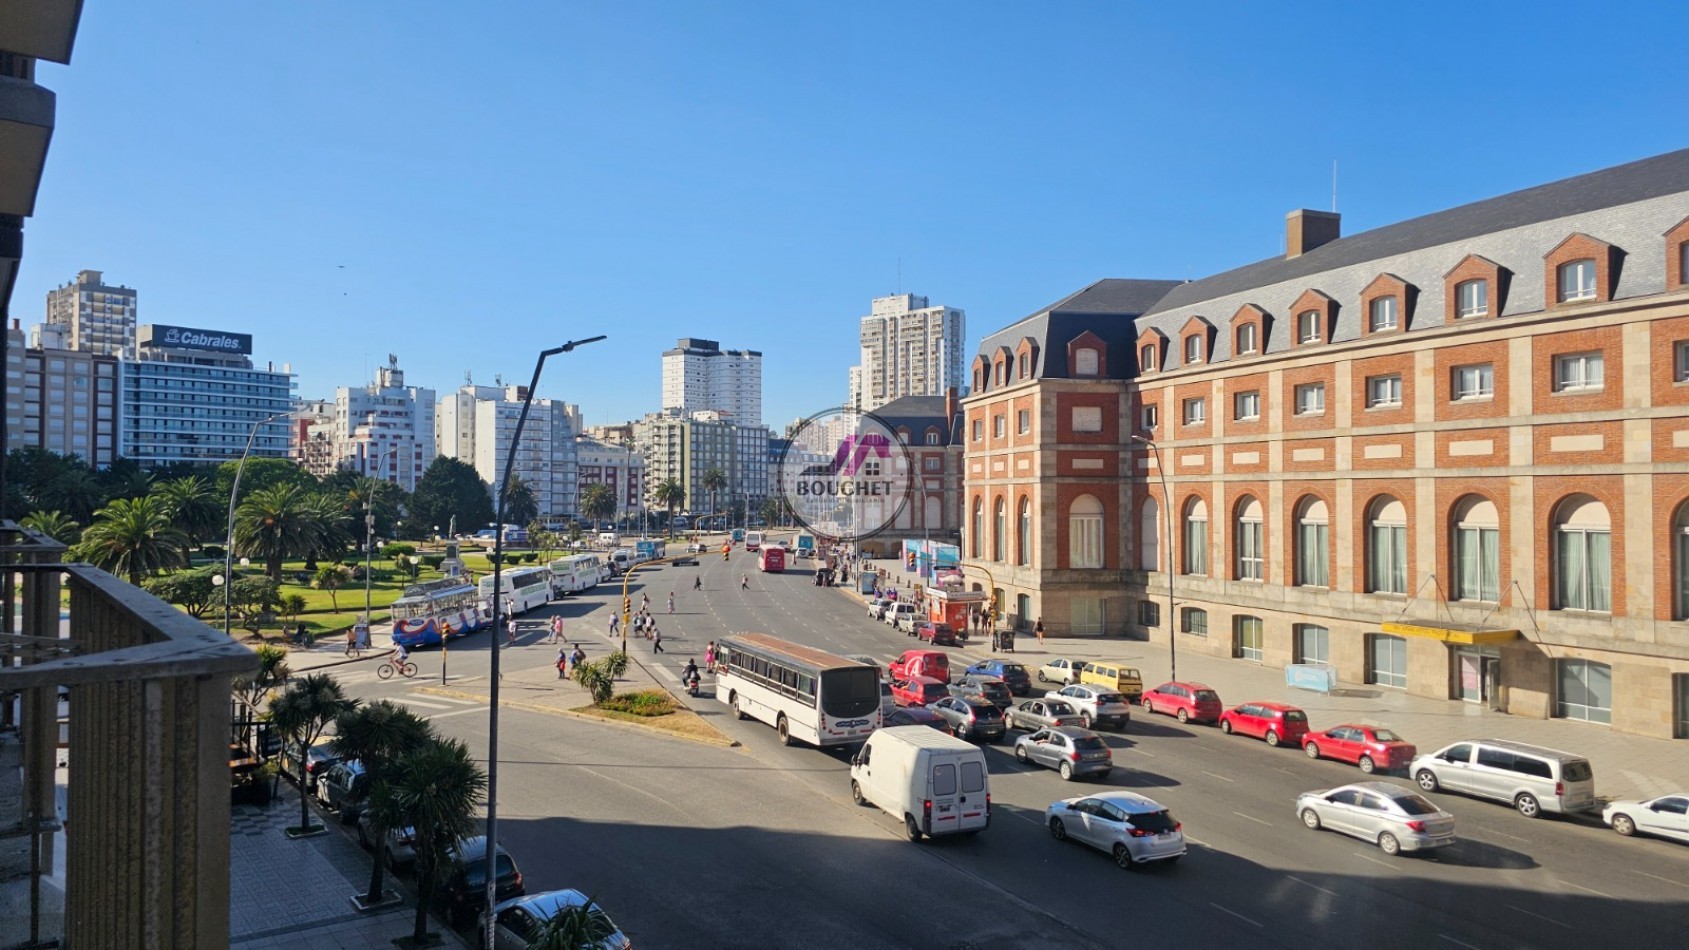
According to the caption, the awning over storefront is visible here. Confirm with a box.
[1381,621,1519,645]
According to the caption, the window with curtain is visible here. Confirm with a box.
[1456,279,1489,318]
[1140,497,1160,571]
[1555,497,1611,612]
[1182,608,1208,636]
[1557,259,1596,302]
[1069,494,1104,569]
[1556,659,1612,723]
[1368,497,1408,594]
[1454,497,1501,602]
[1183,499,1208,576]
[1295,624,1330,665]
[1236,323,1258,355]
[1368,634,1407,688]
[971,498,983,559]
[1296,498,1329,587]
[1368,296,1398,332]
[1676,507,1689,620]
[1018,497,1031,567]
[993,498,1006,562]
[1234,616,1264,661]
[1236,497,1264,581]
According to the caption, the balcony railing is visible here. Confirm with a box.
[1,521,256,948]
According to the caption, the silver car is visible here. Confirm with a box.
[1046,685,1133,731]
[1296,781,1455,856]
[1046,791,1185,868]
[493,889,631,950]
[1006,698,1084,732]
[1014,726,1113,781]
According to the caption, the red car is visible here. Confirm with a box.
[1218,702,1311,747]
[889,675,950,708]
[1140,682,1224,724]
[915,622,958,646]
[1301,723,1417,774]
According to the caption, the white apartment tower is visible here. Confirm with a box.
[660,338,762,426]
[436,383,579,521]
[45,269,138,358]
[295,356,436,491]
[853,293,965,412]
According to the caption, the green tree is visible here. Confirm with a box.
[314,564,351,612]
[760,497,787,529]
[40,465,104,525]
[234,483,327,581]
[702,468,728,523]
[409,457,495,540]
[333,701,434,907]
[503,475,538,529]
[95,456,152,503]
[572,657,615,704]
[231,575,281,636]
[142,565,220,618]
[72,496,188,585]
[214,457,317,506]
[651,479,685,539]
[388,736,486,942]
[151,475,224,545]
[20,510,81,546]
[231,643,291,721]
[268,674,357,835]
[525,896,621,949]
[302,490,353,572]
[579,483,616,526]
[280,593,308,623]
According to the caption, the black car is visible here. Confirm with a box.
[281,737,342,791]
[883,706,949,731]
[950,674,1013,709]
[440,836,524,929]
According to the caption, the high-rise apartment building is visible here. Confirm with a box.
[121,324,295,467]
[45,269,138,358]
[660,338,762,425]
[5,319,122,467]
[294,356,435,491]
[853,294,966,412]
[436,384,578,521]
[631,409,768,515]
[575,437,645,521]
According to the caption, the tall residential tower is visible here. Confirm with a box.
[660,338,762,426]
[853,293,965,412]
[45,269,138,358]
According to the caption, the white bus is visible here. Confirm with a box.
[478,566,552,615]
[744,531,764,551]
[717,634,881,748]
[547,554,603,596]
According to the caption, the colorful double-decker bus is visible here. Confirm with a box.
[390,581,484,649]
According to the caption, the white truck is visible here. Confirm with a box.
[849,727,991,842]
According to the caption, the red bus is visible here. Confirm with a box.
[759,546,785,573]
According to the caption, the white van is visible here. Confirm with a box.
[597,532,619,547]
[1410,739,1596,818]
[609,549,633,574]
[850,727,991,842]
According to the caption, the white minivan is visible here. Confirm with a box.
[850,726,991,842]
[1410,739,1596,818]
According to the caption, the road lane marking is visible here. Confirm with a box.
[398,697,456,709]
[1232,811,1272,827]
[1128,747,1154,757]
[1184,836,1208,847]
[1485,828,1530,844]
[1208,903,1263,928]
[1201,770,1235,782]
[1351,851,1393,868]
[1631,870,1683,887]
[1288,876,1338,897]
[424,706,490,721]
[419,694,480,706]
[1437,935,1482,950]
[1557,880,1611,899]
[1506,905,1572,930]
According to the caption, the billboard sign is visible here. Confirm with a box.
[140,324,253,355]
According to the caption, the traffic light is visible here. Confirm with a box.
[622,596,631,616]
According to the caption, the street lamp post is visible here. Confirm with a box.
[223,410,293,636]
[1131,435,1177,682]
[360,450,396,652]
[483,335,605,947]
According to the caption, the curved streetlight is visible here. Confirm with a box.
[1131,435,1176,681]
[483,335,606,946]
[223,411,295,636]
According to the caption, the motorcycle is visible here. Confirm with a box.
[684,669,701,697]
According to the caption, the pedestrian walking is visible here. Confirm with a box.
[1034,617,1045,645]
[651,625,665,654]
[345,626,359,657]
[507,616,519,646]
[609,613,620,636]
[741,574,749,591]
[549,615,565,644]
[355,616,371,651]
[667,592,675,614]
[705,640,717,673]
[556,648,569,679]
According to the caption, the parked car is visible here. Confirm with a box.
[963,659,1033,696]
[1410,739,1596,818]
[1014,726,1113,781]
[1302,724,1417,774]
[893,610,923,634]
[882,706,950,731]
[313,759,369,823]
[884,604,918,628]
[493,889,631,950]
[889,675,951,708]
[1602,794,1689,843]
[1046,791,1185,868]
[356,810,418,872]
[1078,662,1144,702]
[281,737,342,791]
[1296,781,1456,856]
[889,649,948,683]
[927,696,1006,742]
[867,597,894,621]
[1140,682,1223,724]
[949,674,1013,709]
[439,836,524,929]
[914,622,958,645]
[1046,685,1133,731]
[1219,702,1312,747]
[1006,698,1084,732]
[1037,658,1085,686]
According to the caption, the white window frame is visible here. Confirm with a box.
[1366,374,1402,409]
[1141,404,1158,430]
[1236,323,1258,355]
[1140,344,1157,373]
[993,415,1006,438]
[1183,506,1208,576]
[1236,508,1263,582]
[1069,501,1105,570]
[1295,624,1330,665]
[1182,397,1206,425]
[1452,363,1494,401]
[1553,352,1605,393]
[1558,259,1597,303]
[1233,390,1260,421]
[1556,659,1612,724]
[971,419,983,441]
[1296,310,1321,343]
[1368,296,1399,332]
[1234,616,1264,662]
[1367,634,1407,689]
[1676,341,1689,384]
[1017,409,1031,435]
[1294,382,1326,416]
[1184,335,1203,365]
[1456,279,1489,318]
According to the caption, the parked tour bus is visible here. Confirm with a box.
[478,566,552,616]
[717,633,881,747]
[744,531,764,551]
[390,580,485,649]
[547,554,603,597]
[759,545,786,573]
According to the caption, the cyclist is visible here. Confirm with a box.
[393,643,410,668]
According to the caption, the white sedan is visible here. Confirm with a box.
[1045,791,1185,869]
[1603,794,1689,843]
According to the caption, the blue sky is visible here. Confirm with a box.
[16,1,1685,430]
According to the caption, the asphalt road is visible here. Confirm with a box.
[328,540,1689,949]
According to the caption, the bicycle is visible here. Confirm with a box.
[376,658,418,679]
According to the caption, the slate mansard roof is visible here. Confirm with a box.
[974,279,1185,383]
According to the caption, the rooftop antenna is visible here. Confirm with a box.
[897,257,902,295]
[1332,159,1339,213]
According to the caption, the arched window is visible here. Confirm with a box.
[1139,343,1157,372]
[1069,494,1104,569]
[1558,259,1596,303]
[1235,497,1264,581]
[1140,497,1160,571]
[1675,503,1689,620]
[1453,496,1500,602]
[993,498,1006,562]
[923,495,941,531]
[1236,323,1258,355]
[1018,497,1032,567]
[1183,498,1208,576]
[1074,347,1099,376]
[1295,497,1329,587]
[971,497,984,559]
[1555,496,1611,611]
[1367,497,1408,594]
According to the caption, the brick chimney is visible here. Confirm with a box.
[1286,209,1341,259]
[944,386,958,425]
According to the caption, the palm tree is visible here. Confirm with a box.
[303,490,353,571]
[526,896,621,949]
[235,483,327,581]
[151,475,223,546]
[334,701,434,907]
[231,644,291,725]
[651,478,685,539]
[72,496,189,585]
[504,476,538,528]
[579,483,616,527]
[39,464,104,524]
[20,510,81,546]
[702,468,727,527]
[268,673,357,835]
[388,736,486,945]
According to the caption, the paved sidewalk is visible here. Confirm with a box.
[999,633,1689,802]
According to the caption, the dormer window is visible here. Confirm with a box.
[1139,344,1157,372]
[1074,347,1099,376]
[1368,297,1398,332]
[1455,280,1488,318]
[1236,323,1258,355]
[1296,310,1321,343]
[1183,335,1203,365]
[1017,353,1029,378]
[1557,259,1597,303]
